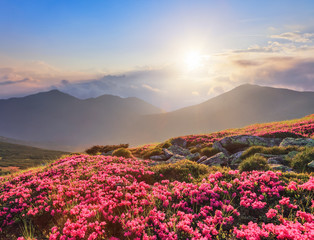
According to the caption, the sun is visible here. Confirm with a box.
[184,51,202,71]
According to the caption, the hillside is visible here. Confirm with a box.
[0,141,67,175]
[130,84,314,144]
[0,115,313,239]
[0,90,163,150]
[0,84,313,150]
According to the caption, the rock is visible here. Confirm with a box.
[280,137,314,147]
[101,150,113,156]
[308,160,314,169]
[186,152,200,161]
[286,151,299,160]
[201,153,228,166]
[214,135,277,154]
[171,138,187,148]
[168,145,191,157]
[197,156,208,163]
[194,144,203,149]
[254,153,288,165]
[230,151,244,165]
[270,164,293,172]
[148,161,163,166]
[163,148,173,159]
[150,155,167,161]
[212,142,230,156]
[166,154,186,164]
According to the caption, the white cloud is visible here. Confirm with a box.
[142,84,161,93]
[271,31,314,43]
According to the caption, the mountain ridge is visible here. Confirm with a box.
[0,84,313,151]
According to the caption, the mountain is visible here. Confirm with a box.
[127,84,314,143]
[0,90,163,150]
[0,84,313,150]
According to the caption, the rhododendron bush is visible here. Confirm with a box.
[0,155,313,239]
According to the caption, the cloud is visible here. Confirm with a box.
[1,29,314,110]
[0,78,30,85]
[142,84,161,93]
[271,31,314,43]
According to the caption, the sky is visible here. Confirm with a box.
[0,0,314,110]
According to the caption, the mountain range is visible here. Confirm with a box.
[0,84,313,151]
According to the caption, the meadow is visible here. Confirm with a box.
[0,115,313,239]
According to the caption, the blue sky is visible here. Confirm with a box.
[1,0,314,110]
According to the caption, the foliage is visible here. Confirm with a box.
[85,144,129,155]
[142,147,163,159]
[1,155,313,239]
[200,147,220,157]
[151,159,210,183]
[239,155,270,172]
[241,145,301,160]
[259,131,305,139]
[112,148,133,158]
[190,147,200,154]
[156,141,172,149]
[291,147,314,172]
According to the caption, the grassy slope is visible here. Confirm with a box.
[0,114,313,239]
[131,114,314,156]
[0,141,68,173]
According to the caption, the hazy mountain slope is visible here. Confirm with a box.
[0,90,163,150]
[0,84,313,150]
[129,84,314,143]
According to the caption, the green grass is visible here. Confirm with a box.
[0,141,68,173]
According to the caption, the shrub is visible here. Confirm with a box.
[85,145,104,155]
[260,131,305,139]
[291,147,314,173]
[112,148,133,158]
[85,144,129,155]
[151,159,210,183]
[200,147,220,157]
[142,148,163,159]
[239,155,270,172]
[157,141,172,149]
[241,146,300,160]
[190,147,200,154]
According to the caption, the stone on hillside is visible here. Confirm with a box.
[201,152,228,166]
[280,137,314,147]
[308,160,314,169]
[163,148,173,159]
[197,156,208,163]
[214,135,278,154]
[166,154,186,164]
[101,150,114,156]
[168,145,191,156]
[270,164,293,172]
[150,155,167,161]
[229,151,244,165]
[171,138,187,148]
[254,153,288,165]
[286,151,299,159]
[212,142,230,156]
[186,152,200,161]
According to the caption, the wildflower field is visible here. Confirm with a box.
[1,115,314,239]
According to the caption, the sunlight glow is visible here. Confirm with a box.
[184,51,203,71]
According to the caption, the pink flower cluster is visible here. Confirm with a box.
[0,155,313,239]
